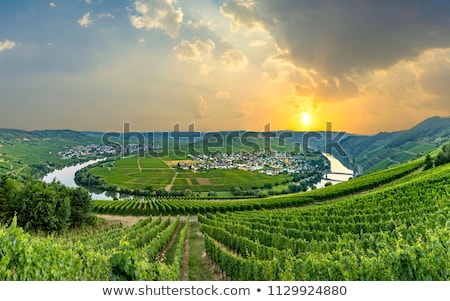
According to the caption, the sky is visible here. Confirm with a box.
[0,0,449,134]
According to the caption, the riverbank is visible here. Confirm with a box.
[316,153,354,188]
[42,158,114,200]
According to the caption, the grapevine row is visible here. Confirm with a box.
[0,215,189,280]
[200,163,450,280]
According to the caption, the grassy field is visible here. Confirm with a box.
[174,169,290,192]
[89,155,291,193]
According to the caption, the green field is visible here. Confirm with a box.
[89,155,291,193]
[174,169,290,192]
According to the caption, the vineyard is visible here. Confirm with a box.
[200,163,450,280]
[1,157,449,280]
[0,215,189,280]
[90,157,425,216]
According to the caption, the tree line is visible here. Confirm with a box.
[424,142,450,170]
[0,176,94,233]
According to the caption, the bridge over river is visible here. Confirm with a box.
[322,173,353,182]
[325,171,354,176]
[319,158,354,184]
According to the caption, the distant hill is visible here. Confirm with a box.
[0,128,99,144]
[338,116,450,173]
[0,128,43,140]
[1,115,448,176]
[32,130,99,144]
[387,116,450,147]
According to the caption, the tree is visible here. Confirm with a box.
[257,191,268,198]
[183,189,193,197]
[155,188,168,196]
[288,183,305,193]
[231,186,243,196]
[434,143,450,167]
[0,175,20,224]
[69,187,92,228]
[263,183,273,190]
[13,181,71,233]
[424,154,433,170]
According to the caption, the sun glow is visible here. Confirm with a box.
[302,112,311,126]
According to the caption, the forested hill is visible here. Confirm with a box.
[338,116,450,173]
[0,128,42,140]
[0,128,98,144]
[387,116,450,147]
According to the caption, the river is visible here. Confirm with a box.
[42,158,114,200]
[315,153,354,188]
[42,153,354,200]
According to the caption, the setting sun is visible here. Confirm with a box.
[302,112,311,126]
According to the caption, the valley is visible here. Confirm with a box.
[0,116,449,281]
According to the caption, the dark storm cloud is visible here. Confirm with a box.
[258,0,450,74]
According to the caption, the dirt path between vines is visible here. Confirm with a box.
[97,214,146,227]
[97,214,223,281]
[157,220,182,262]
[181,222,190,281]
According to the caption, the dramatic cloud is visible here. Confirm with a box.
[262,55,358,103]
[258,0,450,75]
[262,55,315,85]
[130,0,183,39]
[419,51,450,111]
[357,48,450,112]
[173,39,215,61]
[221,49,248,71]
[1,1,448,133]
[220,0,268,31]
[77,12,92,27]
[0,39,16,52]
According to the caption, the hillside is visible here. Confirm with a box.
[0,128,43,141]
[0,128,98,144]
[0,128,100,178]
[388,116,450,147]
[338,116,450,173]
[32,129,97,144]
[1,151,449,280]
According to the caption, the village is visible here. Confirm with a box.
[59,143,328,177]
[184,151,327,176]
[58,143,160,159]
[58,144,118,159]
